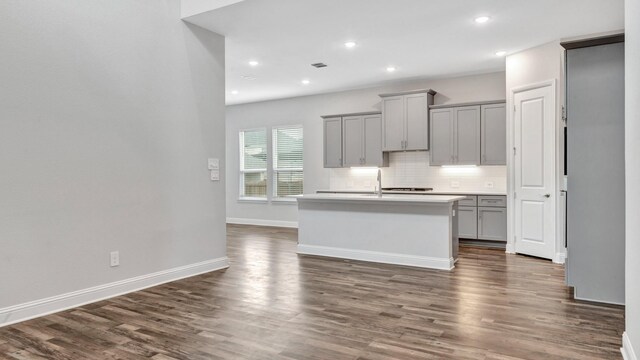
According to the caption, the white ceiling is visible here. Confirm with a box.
[184,0,624,105]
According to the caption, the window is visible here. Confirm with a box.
[239,129,267,198]
[272,126,303,198]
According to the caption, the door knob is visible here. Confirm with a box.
[544,193,551,198]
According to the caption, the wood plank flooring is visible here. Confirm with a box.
[0,224,625,359]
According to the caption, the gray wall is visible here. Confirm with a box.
[0,0,227,308]
[625,0,640,355]
[226,72,506,225]
[566,43,625,304]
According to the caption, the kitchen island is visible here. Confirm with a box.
[295,193,465,270]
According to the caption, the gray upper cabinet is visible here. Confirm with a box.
[429,108,453,165]
[363,114,385,166]
[453,106,481,165]
[480,104,507,165]
[381,96,404,151]
[429,101,505,166]
[323,112,388,168]
[380,89,436,151]
[342,116,364,167]
[429,105,480,165]
[405,93,429,150]
[323,117,342,168]
[342,114,387,167]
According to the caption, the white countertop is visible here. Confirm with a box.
[316,189,507,196]
[295,193,466,203]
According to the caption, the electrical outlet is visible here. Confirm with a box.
[210,170,220,181]
[208,158,219,170]
[110,251,119,267]
[451,181,460,188]
[485,181,494,188]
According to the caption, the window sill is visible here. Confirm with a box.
[238,197,268,203]
[271,197,298,204]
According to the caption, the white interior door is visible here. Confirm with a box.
[513,83,556,259]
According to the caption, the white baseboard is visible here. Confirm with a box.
[0,257,229,328]
[622,332,638,360]
[505,243,516,254]
[553,251,567,264]
[297,244,454,270]
[227,217,298,228]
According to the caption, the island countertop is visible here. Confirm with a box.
[295,193,466,203]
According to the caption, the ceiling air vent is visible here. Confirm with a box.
[311,63,327,68]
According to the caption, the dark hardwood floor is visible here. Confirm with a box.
[0,224,625,359]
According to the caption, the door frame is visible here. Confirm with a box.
[507,79,566,263]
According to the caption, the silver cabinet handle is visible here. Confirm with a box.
[544,193,551,198]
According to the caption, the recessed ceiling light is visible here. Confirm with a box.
[248,60,259,67]
[386,66,396,73]
[474,16,490,24]
[344,41,357,48]
[495,51,507,56]
[301,79,310,85]
[231,90,239,95]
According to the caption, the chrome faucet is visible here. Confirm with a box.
[377,169,382,198]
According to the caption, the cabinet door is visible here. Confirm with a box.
[454,106,481,165]
[478,207,507,241]
[323,117,343,168]
[363,114,384,166]
[481,103,507,165]
[342,116,364,167]
[381,96,404,151]
[429,108,453,165]
[405,93,429,150]
[458,206,478,239]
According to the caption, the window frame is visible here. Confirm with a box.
[238,125,304,203]
[271,125,304,201]
[238,127,268,201]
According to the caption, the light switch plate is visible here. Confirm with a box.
[208,158,219,170]
[485,181,494,188]
[451,181,460,188]
[210,170,220,181]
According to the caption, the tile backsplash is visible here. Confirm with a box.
[329,151,507,192]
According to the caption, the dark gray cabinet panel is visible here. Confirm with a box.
[429,108,453,165]
[342,116,364,167]
[480,104,507,165]
[458,206,478,239]
[363,115,386,167]
[454,106,481,165]
[381,96,404,151]
[405,93,429,150]
[323,117,342,168]
[478,207,507,241]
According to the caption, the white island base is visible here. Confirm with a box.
[296,194,464,270]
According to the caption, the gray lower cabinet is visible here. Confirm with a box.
[458,206,478,239]
[480,104,507,165]
[477,207,507,241]
[323,117,343,168]
[456,195,507,242]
